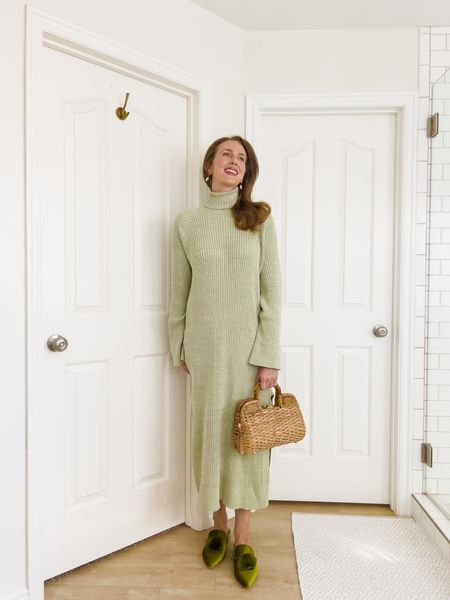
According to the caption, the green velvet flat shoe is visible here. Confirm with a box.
[202,528,230,568]
[234,544,259,588]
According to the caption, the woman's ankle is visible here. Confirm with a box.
[212,511,228,532]
[234,534,250,546]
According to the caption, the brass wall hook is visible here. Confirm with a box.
[116,92,130,120]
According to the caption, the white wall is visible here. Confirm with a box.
[0,1,419,597]
[245,28,418,93]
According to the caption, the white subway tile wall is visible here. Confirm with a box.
[418,27,450,521]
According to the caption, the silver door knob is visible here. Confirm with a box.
[47,334,69,352]
[373,324,388,337]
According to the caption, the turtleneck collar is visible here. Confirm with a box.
[204,187,239,210]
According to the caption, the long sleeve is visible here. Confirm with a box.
[168,215,192,367]
[248,214,282,370]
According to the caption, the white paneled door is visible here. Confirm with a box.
[35,45,187,579]
[254,111,396,503]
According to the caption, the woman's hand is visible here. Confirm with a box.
[180,361,190,374]
[256,367,278,390]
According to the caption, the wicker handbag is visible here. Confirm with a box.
[233,382,306,455]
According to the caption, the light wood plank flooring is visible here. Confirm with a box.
[45,501,393,600]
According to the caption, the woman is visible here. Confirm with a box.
[168,135,281,588]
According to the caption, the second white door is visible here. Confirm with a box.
[252,110,395,503]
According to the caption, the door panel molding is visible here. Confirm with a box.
[26,7,211,599]
[246,92,417,516]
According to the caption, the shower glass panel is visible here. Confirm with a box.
[425,67,450,519]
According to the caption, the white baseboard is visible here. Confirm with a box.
[5,589,28,600]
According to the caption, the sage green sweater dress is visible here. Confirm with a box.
[168,187,281,514]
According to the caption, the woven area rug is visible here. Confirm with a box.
[292,513,450,600]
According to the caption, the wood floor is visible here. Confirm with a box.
[44,501,393,600]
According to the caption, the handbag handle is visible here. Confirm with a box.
[253,382,282,406]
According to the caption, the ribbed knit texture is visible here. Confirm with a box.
[168,187,281,513]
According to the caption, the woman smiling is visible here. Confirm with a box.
[168,135,281,587]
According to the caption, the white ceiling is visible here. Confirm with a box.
[189,0,450,31]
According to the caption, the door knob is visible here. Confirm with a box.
[47,334,69,352]
[372,324,388,338]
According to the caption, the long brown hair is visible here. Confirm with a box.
[202,135,271,232]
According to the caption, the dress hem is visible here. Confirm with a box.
[199,497,270,515]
